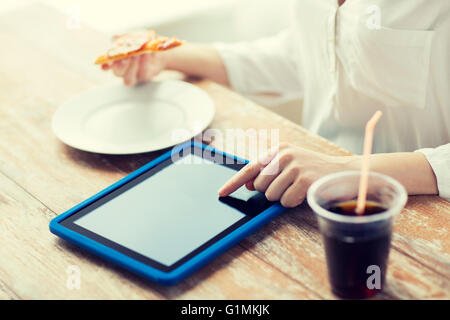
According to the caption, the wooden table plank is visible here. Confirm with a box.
[0,280,20,300]
[393,196,450,277]
[0,3,448,299]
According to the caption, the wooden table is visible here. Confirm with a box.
[0,4,449,300]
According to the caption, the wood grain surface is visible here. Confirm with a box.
[0,4,448,299]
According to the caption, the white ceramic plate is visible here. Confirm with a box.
[52,80,215,154]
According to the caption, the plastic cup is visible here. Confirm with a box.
[307,171,407,299]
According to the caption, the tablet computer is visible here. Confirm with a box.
[50,142,286,285]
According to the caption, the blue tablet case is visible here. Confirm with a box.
[49,142,287,285]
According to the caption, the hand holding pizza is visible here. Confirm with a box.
[101,53,166,86]
[97,30,184,86]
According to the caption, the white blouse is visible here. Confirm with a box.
[213,0,450,200]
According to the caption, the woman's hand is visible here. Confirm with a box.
[101,53,166,86]
[101,43,230,87]
[218,143,357,208]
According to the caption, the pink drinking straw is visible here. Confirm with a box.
[355,111,383,215]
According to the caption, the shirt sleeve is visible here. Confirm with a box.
[212,28,302,101]
[415,143,450,201]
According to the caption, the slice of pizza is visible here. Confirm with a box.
[94,30,184,65]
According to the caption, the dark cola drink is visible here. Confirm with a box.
[307,172,407,300]
[322,200,391,299]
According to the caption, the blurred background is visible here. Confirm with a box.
[0,0,301,123]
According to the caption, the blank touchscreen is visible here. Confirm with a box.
[74,154,260,267]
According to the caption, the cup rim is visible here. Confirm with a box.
[306,171,407,224]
